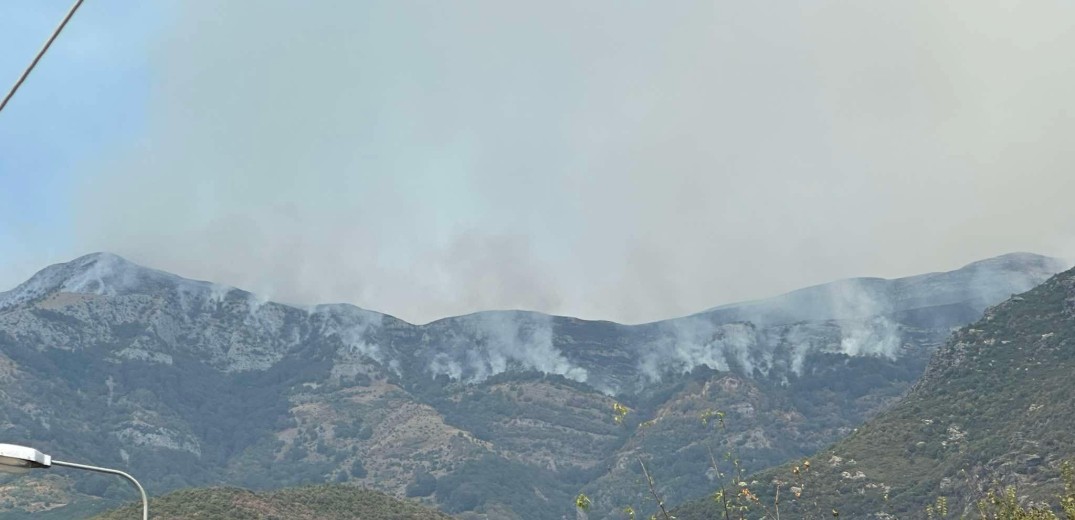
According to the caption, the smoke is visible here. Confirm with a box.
[784,324,819,376]
[638,274,914,379]
[640,319,748,381]
[825,279,903,359]
[313,304,385,365]
[425,312,588,383]
[838,317,901,358]
[59,0,1075,325]
[632,253,1067,380]
[639,318,807,380]
[640,316,899,381]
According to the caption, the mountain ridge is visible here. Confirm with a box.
[0,251,1068,519]
[1,251,1067,393]
[673,262,1075,519]
[698,252,1068,326]
[4,251,1066,327]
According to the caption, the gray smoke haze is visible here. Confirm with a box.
[68,1,1075,324]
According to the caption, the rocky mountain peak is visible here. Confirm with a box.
[0,252,234,311]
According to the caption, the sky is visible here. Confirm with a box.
[1,1,1074,325]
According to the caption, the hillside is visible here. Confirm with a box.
[0,252,1065,519]
[674,264,1075,519]
[90,485,452,520]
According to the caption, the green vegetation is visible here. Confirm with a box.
[0,315,940,519]
[90,485,451,520]
[974,463,1075,519]
[673,267,1075,518]
[432,454,583,518]
[571,352,930,519]
[0,254,1061,518]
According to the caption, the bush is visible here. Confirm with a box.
[406,471,437,497]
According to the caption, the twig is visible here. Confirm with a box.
[775,483,781,520]
[707,444,732,520]
[637,457,673,520]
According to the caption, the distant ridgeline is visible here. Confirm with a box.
[0,252,1066,519]
[673,262,1075,519]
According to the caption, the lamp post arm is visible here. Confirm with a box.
[52,459,148,520]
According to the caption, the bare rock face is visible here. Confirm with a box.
[0,252,1065,519]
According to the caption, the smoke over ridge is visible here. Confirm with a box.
[43,0,1075,326]
[2,252,1064,389]
[425,312,589,384]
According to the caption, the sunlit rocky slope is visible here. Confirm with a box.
[0,252,1065,518]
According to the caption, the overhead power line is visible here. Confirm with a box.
[0,0,86,115]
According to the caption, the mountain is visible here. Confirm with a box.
[673,262,1075,519]
[699,252,1059,327]
[89,485,452,520]
[0,252,1066,519]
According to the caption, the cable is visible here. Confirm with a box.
[0,0,86,115]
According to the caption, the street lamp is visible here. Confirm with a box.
[0,443,148,519]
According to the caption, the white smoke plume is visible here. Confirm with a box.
[426,312,588,383]
[637,276,915,380]
[313,304,385,364]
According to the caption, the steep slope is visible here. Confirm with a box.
[89,485,452,520]
[0,252,1065,519]
[674,264,1075,519]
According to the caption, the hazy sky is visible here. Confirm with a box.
[2,1,1074,324]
